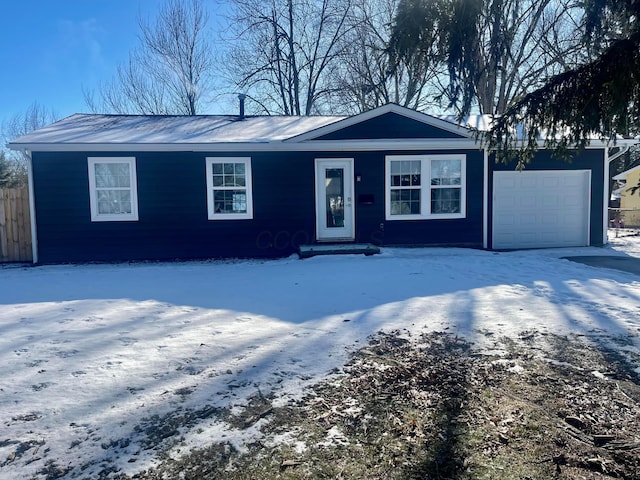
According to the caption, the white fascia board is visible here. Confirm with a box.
[13,138,482,153]
[284,104,474,142]
[18,137,630,153]
[484,139,636,151]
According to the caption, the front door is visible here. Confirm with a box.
[315,158,355,241]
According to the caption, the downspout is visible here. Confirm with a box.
[483,147,489,249]
[604,145,631,246]
[608,145,630,164]
[25,149,38,264]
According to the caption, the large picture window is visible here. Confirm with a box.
[206,157,253,220]
[385,155,466,220]
[88,157,139,222]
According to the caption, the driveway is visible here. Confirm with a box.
[563,255,640,276]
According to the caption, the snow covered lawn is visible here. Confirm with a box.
[2,233,640,479]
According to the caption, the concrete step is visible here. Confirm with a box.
[298,243,381,259]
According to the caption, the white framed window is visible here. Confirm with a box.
[385,154,466,220]
[206,157,253,220]
[88,157,139,222]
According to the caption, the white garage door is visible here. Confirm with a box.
[493,170,591,249]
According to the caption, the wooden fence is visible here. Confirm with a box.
[0,187,32,262]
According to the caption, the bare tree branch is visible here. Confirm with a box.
[1,102,58,186]
[86,0,217,115]
[224,0,355,115]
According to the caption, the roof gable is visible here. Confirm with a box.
[286,104,472,142]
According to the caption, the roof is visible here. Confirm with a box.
[613,164,640,181]
[8,113,344,146]
[7,103,635,153]
[611,186,625,199]
[6,104,479,153]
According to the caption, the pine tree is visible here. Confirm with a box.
[391,0,640,166]
[486,0,640,165]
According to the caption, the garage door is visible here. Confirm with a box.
[493,170,591,249]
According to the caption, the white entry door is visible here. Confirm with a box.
[315,158,355,241]
[493,170,591,249]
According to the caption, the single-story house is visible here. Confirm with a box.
[7,103,636,263]
[612,164,640,226]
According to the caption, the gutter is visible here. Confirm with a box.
[12,138,635,155]
[25,150,38,264]
[607,144,631,163]
[7,138,483,153]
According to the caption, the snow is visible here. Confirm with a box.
[318,426,350,447]
[2,232,640,478]
[8,113,344,147]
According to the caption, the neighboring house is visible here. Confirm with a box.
[7,103,635,263]
[612,165,640,226]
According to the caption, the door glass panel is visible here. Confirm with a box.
[325,168,344,228]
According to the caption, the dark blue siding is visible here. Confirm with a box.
[489,149,606,247]
[316,113,465,140]
[33,151,316,262]
[32,148,484,263]
[353,150,485,247]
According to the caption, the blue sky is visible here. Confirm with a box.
[0,1,227,129]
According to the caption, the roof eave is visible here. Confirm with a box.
[9,138,482,153]
[503,138,639,149]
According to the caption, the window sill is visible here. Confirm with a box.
[91,214,139,222]
[386,213,466,221]
[208,214,253,221]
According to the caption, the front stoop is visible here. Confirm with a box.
[298,243,381,259]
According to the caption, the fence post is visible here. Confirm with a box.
[0,189,7,262]
[20,188,32,261]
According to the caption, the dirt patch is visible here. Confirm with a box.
[123,330,640,479]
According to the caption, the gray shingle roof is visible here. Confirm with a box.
[9,113,345,147]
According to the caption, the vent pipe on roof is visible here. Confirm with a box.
[238,93,246,120]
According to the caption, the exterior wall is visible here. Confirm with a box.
[31,148,484,263]
[316,113,464,140]
[353,149,484,248]
[489,149,606,247]
[619,169,640,227]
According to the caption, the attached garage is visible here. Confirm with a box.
[492,170,591,249]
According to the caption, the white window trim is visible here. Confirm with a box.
[385,154,466,220]
[88,157,139,222]
[206,157,254,220]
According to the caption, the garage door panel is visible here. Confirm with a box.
[494,214,517,227]
[562,175,583,187]
[493,170,590,249]
[495,176,517,187]
[563,195,581,207]
[495,194,515,205]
